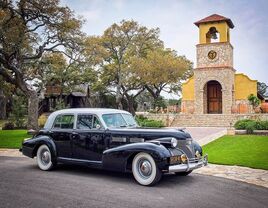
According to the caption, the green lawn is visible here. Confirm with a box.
[203,135,268,170]
[0,130,28,149]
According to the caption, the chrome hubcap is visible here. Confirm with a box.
[137,158,152,179]
[40,150,50,165]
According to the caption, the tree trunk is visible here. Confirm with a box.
[0,89,6,119]
[128,98,136,115]
[27,91,39,130]
[124,94,135,115]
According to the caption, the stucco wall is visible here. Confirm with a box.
[182,76,195,101]
[235,73,257,99]
[199,22,230,44]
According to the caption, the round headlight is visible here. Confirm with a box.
[171,138,178,148]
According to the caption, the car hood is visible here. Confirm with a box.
[107,127,192,140]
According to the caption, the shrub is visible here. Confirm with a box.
[234,119,268,132]
[38,114,48,128]
[234,119,253,130]
[260,121,268,130]
[136,116,164,128]
[248,94,260,109]
[139,120,164,128]
[245,121,256,134]
[10,95,27,129]
[135,115,147,121]
[2,122,15,130]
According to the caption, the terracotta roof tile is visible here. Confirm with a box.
[194,14,234,28]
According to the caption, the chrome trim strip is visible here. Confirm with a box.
[112,137,127,142]
[57,157,102,164]
[130,137,144,143]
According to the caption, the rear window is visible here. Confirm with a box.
[53,114,74,129]
[77,114,102,129]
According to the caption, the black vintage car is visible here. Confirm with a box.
[21,108,208,186]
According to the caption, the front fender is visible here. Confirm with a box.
[102,142,171,172]
[22,135,57,162]
[192,141,203,156]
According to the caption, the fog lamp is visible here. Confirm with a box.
[195,151,201,158]
[180,154,188,163]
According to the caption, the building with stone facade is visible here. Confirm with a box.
[181,14,257,115]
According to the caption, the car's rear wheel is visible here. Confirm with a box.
[36,144,55,171]
[132,152,162,186]
[175,170,192,176]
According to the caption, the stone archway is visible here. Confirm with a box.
[205,80,222,114]
[194,71,234,115]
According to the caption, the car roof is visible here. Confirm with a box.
[44,108,132,129]
[52,108,130,115]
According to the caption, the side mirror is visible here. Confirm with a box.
[95,124,101,129]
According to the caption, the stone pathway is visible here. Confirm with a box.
[1,148,267,189]
[184,127,227,145]
[195,163,268,188]
[0,149,24,157]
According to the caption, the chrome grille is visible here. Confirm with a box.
[177,139,195,158]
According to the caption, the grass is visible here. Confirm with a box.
[0,130,28,149]
[203,135,268,170]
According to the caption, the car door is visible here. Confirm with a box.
[72,114,106,161]
[49,114,75,158]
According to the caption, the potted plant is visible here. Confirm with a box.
[248,94,260,113]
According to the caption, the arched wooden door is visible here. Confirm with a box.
[207,81,222,114]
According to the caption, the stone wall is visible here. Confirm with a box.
[194,67,235,114]
[181,100,195,114]
[194,42,235,114]
[143,113,268,127]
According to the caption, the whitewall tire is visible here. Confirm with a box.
[36,144,54,171]
[132,152,162,186]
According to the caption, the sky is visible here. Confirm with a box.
[62,0,268,98]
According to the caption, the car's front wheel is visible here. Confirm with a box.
[132,152,162,186]
[36,144,55,171]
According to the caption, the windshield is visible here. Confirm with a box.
[102,113,138,128]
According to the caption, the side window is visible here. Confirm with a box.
[77,115,93,129]
[93,116,101,129]
[53,115,74,129]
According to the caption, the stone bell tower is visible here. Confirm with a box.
[194,14,235,114]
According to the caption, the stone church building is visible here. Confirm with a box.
[181,14,257,115]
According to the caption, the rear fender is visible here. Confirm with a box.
[102,142,171,172]
[23,135,57,162]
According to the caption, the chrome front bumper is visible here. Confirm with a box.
[169,154,208,173]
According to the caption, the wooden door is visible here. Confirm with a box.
[207,81,222,114]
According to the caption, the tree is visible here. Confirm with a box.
[0,75,15,119]
[257,82,268,97]
[0,0,84,129]
[130,48,193,102]
[99,20,163,111]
